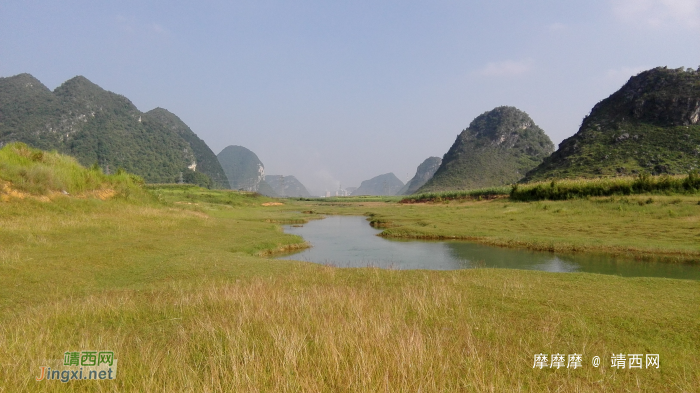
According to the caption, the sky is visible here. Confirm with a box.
[1,0,699,195]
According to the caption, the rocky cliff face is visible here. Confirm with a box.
[217,145,266,191]
[605,67,700,126]
[419,106,554,192]
[0,73,223,187]
[352,173,404,196]
[525,66,700,181]
[398,157,442,195]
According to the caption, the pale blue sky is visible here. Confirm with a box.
[1,0,699,194]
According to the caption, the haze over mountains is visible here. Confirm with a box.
[265,175,311,198]
[217,145,267,192]
[398,157,442,195]
[352,173,404,196]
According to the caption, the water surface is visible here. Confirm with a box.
[277,216,700,280]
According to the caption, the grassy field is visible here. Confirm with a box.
[0,143,145,200]
[1,169,699,391]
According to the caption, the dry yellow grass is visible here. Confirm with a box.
[2,266,698,392]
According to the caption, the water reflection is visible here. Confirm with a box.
[277,216,699,280]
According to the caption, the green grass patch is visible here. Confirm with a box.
[0,142,147,200]
[146,184,275,207]
[400,186,511,203]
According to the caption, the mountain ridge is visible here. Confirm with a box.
[419,106,554,192]
[524,66,700,181]
[399,156,442,195]
[352,173,404,196]
[217,145,266,192]
[265,175,311,197]
[0,73,227,188]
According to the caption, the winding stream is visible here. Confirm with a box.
[277,216,700,280]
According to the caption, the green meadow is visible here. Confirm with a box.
[1,145,699,391]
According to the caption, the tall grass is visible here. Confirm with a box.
[0,142,146,200]
[2,266,698,392]
[511,172,700,201]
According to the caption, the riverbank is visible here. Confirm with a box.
[298,195,700,263]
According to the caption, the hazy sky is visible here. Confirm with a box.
[1,1,699,195]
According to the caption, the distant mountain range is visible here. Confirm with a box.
[352,173,404,196]
[419,106,554,192]
[0,73,228,188]
[525,66,700,181]
[5,66,697,195]
[265,175,311,197]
